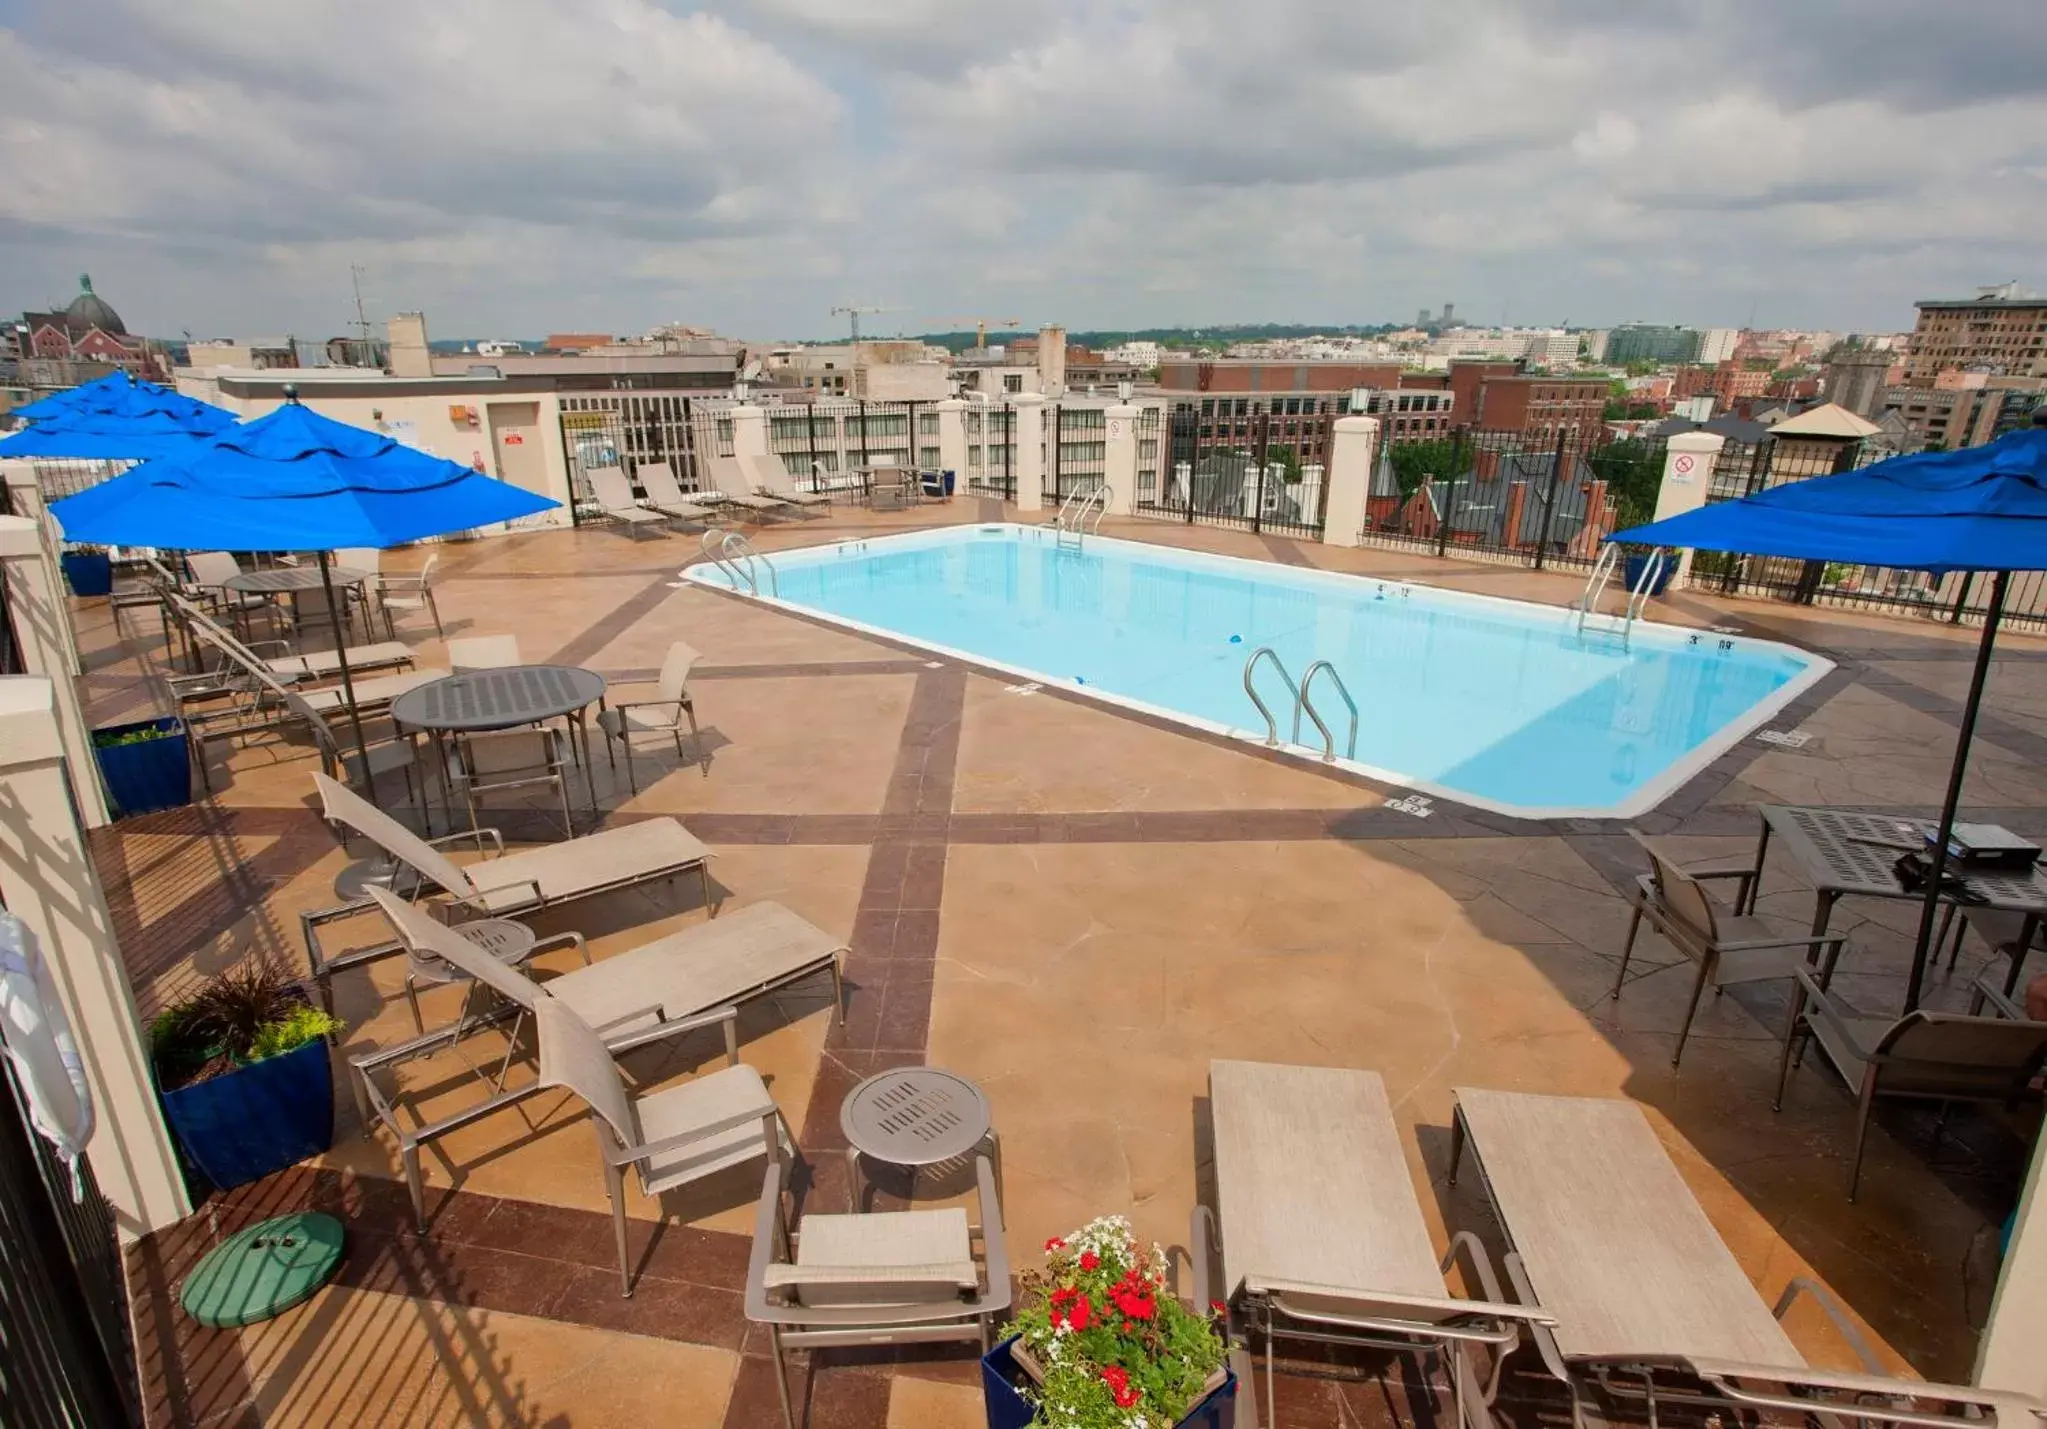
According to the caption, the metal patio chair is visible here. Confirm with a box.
[376,551,445,639]
[596,640,704,791]
[1615,831,1844,1067]
[586,466,670,539]
[446,633,521,673]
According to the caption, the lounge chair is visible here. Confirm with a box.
[1445,1087,2031,1427]
[168,592,418,682]
[703,455,791,515]
[634,462,716,525]
[745,1152,1008,1429]
[538,997,788,1296]
[1194,1061,1548,1429]
[277,688,425,823]
[1775,969,2047,1197]
[739,452,831,509]
[595,640,704,792]
[585,466,670,540]
[354,885,844,1224]
[1615,831,1845,1067]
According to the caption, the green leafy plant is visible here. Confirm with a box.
[148,962,339,1090]
[94,722,180,748]
[1007,1216,1227,1427]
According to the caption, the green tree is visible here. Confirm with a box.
[1587,437,1665,526]
[1388,438,1460,496]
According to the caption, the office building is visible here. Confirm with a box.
[1906,284,2047,382]
[1604,324,1703,366]
[1156,357,1404,393]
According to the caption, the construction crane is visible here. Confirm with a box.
[829,305,903,342]
[937,316,1024,353]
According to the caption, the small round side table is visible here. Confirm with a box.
[840,1066,1003,1210]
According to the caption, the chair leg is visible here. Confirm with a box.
[1613,905,1643,1000]
[427,591,444,639]
[622,736,638,795]
[404,1143,426,1231]
[769,1325,797,1429]
[685,703,706,777]
[1773,986,1807,1112]
[1848,1077,1878,1201]
[1940,904,1962,971]
[1672,960,1711,1068]
[608,1165,634,1296]
[403,973,424,1035]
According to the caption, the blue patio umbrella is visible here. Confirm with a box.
[1611,417,2047,1010]
[50,392,560,782]
[3,373,237,459]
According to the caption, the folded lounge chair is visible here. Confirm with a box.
[739,452,832,509]
[355,885,844,1225]
[634,462,717,525]
[1194,1061,1548,1429]
[1446,1087,2034,1428]
[704,455,791,514]
[586,466,670,539]
[302,770,715,1007]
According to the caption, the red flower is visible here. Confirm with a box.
[1049,1286,1093,1332]
[1100,1365,1142,1410]
[1107,1271,1157,1323]
[1210,1299,1228,1316]
[1079,1251,1100,1271]
[1044,1237,1066,1252]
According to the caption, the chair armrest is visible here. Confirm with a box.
[972,1155,1008,1301]
[1188,1203,1219,1312]
[1971,976,2029,1021]
[426,827,506,858]
[1771,1276,1884,1373]
[1688,867,1756,884]
[1716,930,1848,953]
[1792,966,1878,1062]
[605,1097,770,1168]
[525,930,591,966]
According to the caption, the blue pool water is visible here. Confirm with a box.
[688,525,1829,816]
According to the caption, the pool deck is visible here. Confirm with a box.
[88,498,2047,1426]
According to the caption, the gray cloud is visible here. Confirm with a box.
[1,0,2042,339]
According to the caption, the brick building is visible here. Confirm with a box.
[1449,361,1606,443]
[1907,284,2047,382]
[13,274,167,380]
[1156,357,1404,393]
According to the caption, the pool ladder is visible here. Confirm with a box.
[1574,544,1666,648]
[700,528,778,596]
[1242,647,1359,763]
[1046,485,1110,549]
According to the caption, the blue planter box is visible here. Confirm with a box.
[158,1037,335,1191]
[60,550,113,596]
[1623,553,1674,598]
[93,717,192,817]
[981,1337,1237,1429]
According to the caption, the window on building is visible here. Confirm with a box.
[1003,373,1024,393]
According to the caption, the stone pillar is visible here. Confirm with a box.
[1,517,109,827]
[729,403,770,461]
[1320,415,1380,548]
[1011,393,1047,512]
[935,399,967,486]
[1652,432,1724,587]
[1102,404,1139,515]
[4,461,84,675]
[1982,1134,2047,1395]
[0,678,189,1236]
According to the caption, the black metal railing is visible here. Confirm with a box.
[0,1006,140,1426]
[1138,410,1329,537]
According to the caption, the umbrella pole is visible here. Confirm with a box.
[1905,568,2010,1013]
[317,550,376,793]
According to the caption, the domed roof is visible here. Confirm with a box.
[64,274,125,336]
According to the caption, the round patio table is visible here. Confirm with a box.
[391,664,609,815]
[840,1066,1003,1209]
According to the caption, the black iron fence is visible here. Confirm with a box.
[1354,426,1649,572]
[1138,408,1331,537]
[0,991,140,1427]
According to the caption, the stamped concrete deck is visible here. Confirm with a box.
[88,498,2046,1426]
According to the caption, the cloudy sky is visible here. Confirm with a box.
[3,0,2044,342]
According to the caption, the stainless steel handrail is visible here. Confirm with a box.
[699,528,749,591]
[1297,660,1359,762]
[722,532,778,597]
[1242,646,1299,748]
[1576,543,1620,634]
[1624,546,1666,626]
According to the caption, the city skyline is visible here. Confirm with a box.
[2,0,2044,341]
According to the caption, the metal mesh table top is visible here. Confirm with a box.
[390,664,607,732]
[840,1067,990,1168]
[1763,805,2047,910]
[221,565,368,593]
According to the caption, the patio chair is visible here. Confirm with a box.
[633,462,716,525]
[277,688,424,822]
[1773,967,2047,1198]
[304,769,715,1004]
[1446,1087,1905,1427]
[596,640,704,791]
[745,1151,1008,1429]
[538,997,788,1296]
[355,885,844,1225]
[1938,905,2039,988]
[375,552,444,639]
[447,633,521,673]
[740,453,831,509]
[447,727,574,836]
[1194,1060,1549,1429]
[168,592,417,683]
[703,455,790,515]
[585,467,670,540]
[182,550,272,632]
[1614,831,1845,1068]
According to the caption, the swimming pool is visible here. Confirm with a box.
[685,525,1831,817]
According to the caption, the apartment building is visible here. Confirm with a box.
[1156,357,1403,393]
[1907,284,2047,382]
